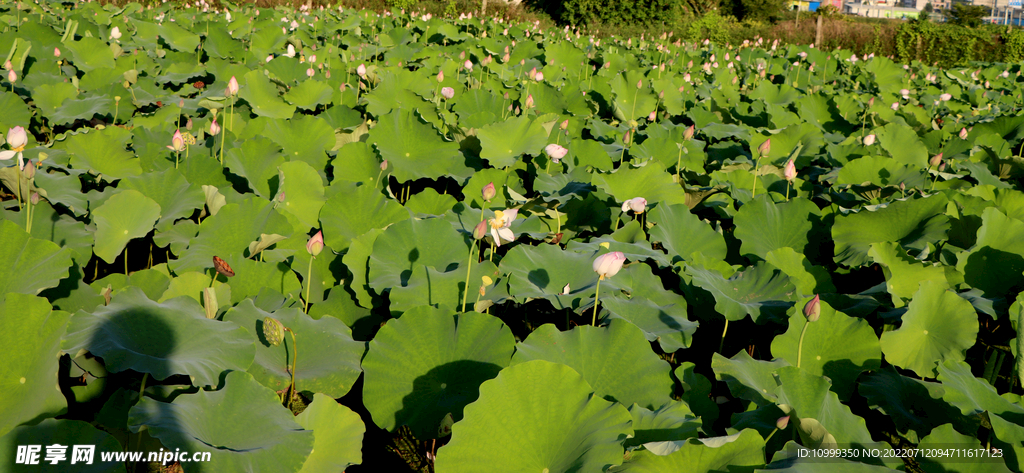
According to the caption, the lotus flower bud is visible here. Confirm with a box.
[441,87,455,99]
[524,94,534,109]
[757,138,771,157]
[54,47,61,57]
[621,197,647,213]
[528,67,537,80]
[939,162,946,172]
[930,153,943,167]
[209,118,221,136]
[186,118,193,130]
[939,93,952,101]
[6,126,27,149]
[648,110,656,121]
[593,252,626,279]
[560,119,569,130]
[683,124,695,141]
[863,134,875,146]
[535,71,544,81]
[306,230,324,256]
[891,102,899,110]
[23,161,35,180]
[482,182,496,201]
[900,88,909,99]
[357,63,366,77]
[959,128,968,140]
[437,70,444,82]
[776,416,790,430]
[545,143,568,163]
[7,70,15,83]
[636,79,643,89]
[263,317,285,346]
[784,159,796,182]
[473,220,487,240]
[803,294,820,322]
[30,192,39,205]
[464,60,473,71]
[306,67,314,77]
[227,76,239,96]
[381,160,388,170]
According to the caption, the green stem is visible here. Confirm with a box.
[304,256,314,314]
[592,277,602,326]
[124,246,128,278]
[750,157,761,198]
[797,320,810,368]
[218,126,226,166]
[930,166,939,192]
[461,244,477,311]
[131,372,149,473]
[786,182,791,201]
[719,319,729,353]
[286,329,297,411]
[764,427,780,444]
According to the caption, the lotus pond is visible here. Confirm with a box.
[4,1,1024,472]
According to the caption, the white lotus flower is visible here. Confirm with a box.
[488,209,519,246]
[545,143,568,163]
[285,44,296,57]
[621,197,647,213]
[0,126,28,169]
[110,26,122,40]
[939,93,952,101]
[863,134,875,146]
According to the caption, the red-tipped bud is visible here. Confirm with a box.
[803,294,820,322]
[482,182,496,202]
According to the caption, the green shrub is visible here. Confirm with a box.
[559,0,683,27]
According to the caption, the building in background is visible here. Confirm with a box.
[843,1,924,16]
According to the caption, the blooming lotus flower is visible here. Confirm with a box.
[0,126,28,169]
[939,93,952,101]
[227,76,239,96]
[488,209,518,246]
[226,11,231,21]
[441,87,454,99]
[357,63,366,77]
[110,27,122,40]
[959,128,968,140]
[285,44,296,57]
[167,130,186,152]
[545,143,568,163]
[593,251,625,279]
[482,182,496,201]
[784,159,797,181]
[306,230,324,256]
[621,197,647,213]
[209,118,220,136]
[803,294,820,322]
[562,283,571,295]
[757,138,771,157]
[863,134,875,146]
[900,88,909,99]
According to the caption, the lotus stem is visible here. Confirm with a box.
[797,320,810,368]
[228,98,234,133]
[124,246,128,277]
[218,125,226,166]
[285,328,298,411]
[719,319,729,353]
[174,150,179,169]
[764,426,780,444]
[131,372,149,473]
[555,204,561,236]
[786,182,791,201]
[592,277,602,326]
[461,244,476,311]
[303,256,314,314]
[929,166,939,192]
[750,157,761,198]
[489,241,494,262]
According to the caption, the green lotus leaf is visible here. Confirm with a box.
[169,197,293,274]
[858,367,968,441]
[592,161,688,209]
[836,156,927,189]
[775,367,894,466]
[512,320,675,409]
[832,194,949,267]
[686,260,797,323]
[712,351,789,406]
[648,203,727,264]
[0,91,31,126]
[734,195,820,260]
[434,360,633,472]
[476,115,549,168]
[367,109,469,182]
[937,359,1024,425]
[367,217,468,295]
[867,242,951,307]
[128,371,313,473]
[61,287,255,386]
[764,247,836,296]
[344,227,384,309]
[120,169,205,228]
[239,69,296,119]
[386,259,500,314]
[609,429,765,473]
[990,413,1024,472]
[876,122,929,168]
[601,296,696,353]
[92,189,162,264]
[362,307,515,439]
[50,96,114,126]
[610,71,657,121]
[499,243,604,309]
[319,181,411,252]
[0,419,124,473]
[330,141,382,185]
[363,70,435,116]
[223,300,363,398]
[295,394,364,472]
[33,170,89,217]
[253,115,334,171]
[453,89,504,128]
[284,79,334,110]
[33,83,79,119]
[880,281,979,378]
[676,362,719,433]
[0,220,73,296]
[220,256,302,304]
[276,161,327,230]
[62,128,143,181]
[406,188,458,216]
[157,272,231,311]
[568,138,616,171]
[0,295,70,438]
[224,137,285,199]
[956,207,1024,297]
[770,297,881,400]
[918,423,1012,473]
[625,401,702,447]
[65,37,115,72]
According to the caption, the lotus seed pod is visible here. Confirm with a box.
[263,317,285,346]
[803,294,821,322]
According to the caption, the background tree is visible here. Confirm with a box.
[944,3,989,27]
[740,0,786,20]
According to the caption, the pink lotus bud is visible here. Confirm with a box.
[803,294,820,322]
[863,134,875,146]
[757,138,770,157]
[593,252,626,279]
[528,67,537,80]
[524,94,534,108]
[545,143,568,163]
[357,63,366,77]
[209,118,220,136]
[167,130,186,152]
[959,128,968,140]
[473,220,487,240]
[441,87,454,99]
[464,60,473,71]
[380,160,387,170]
[939,93,952,101]
[7,70,15,83]
[227,76,239,96]
[306,230,324,256]
[784,159,796,182]
[647,110,656,121]
[3,60,10,70]
[482,182,496,201]
[900,88,909,99]
[54,47,61,58]
[930,153,943,167]
[306,67,314,77]
[437,70,444,82]
[560,119,569,131]
[939,162,946,172]
[6,126,27,149]
[891,102,899,110]
[621,197,647,213]
[30,192,39,205]
[535,71,544,81]
[23,161,35,179]
[777,416,790,430]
